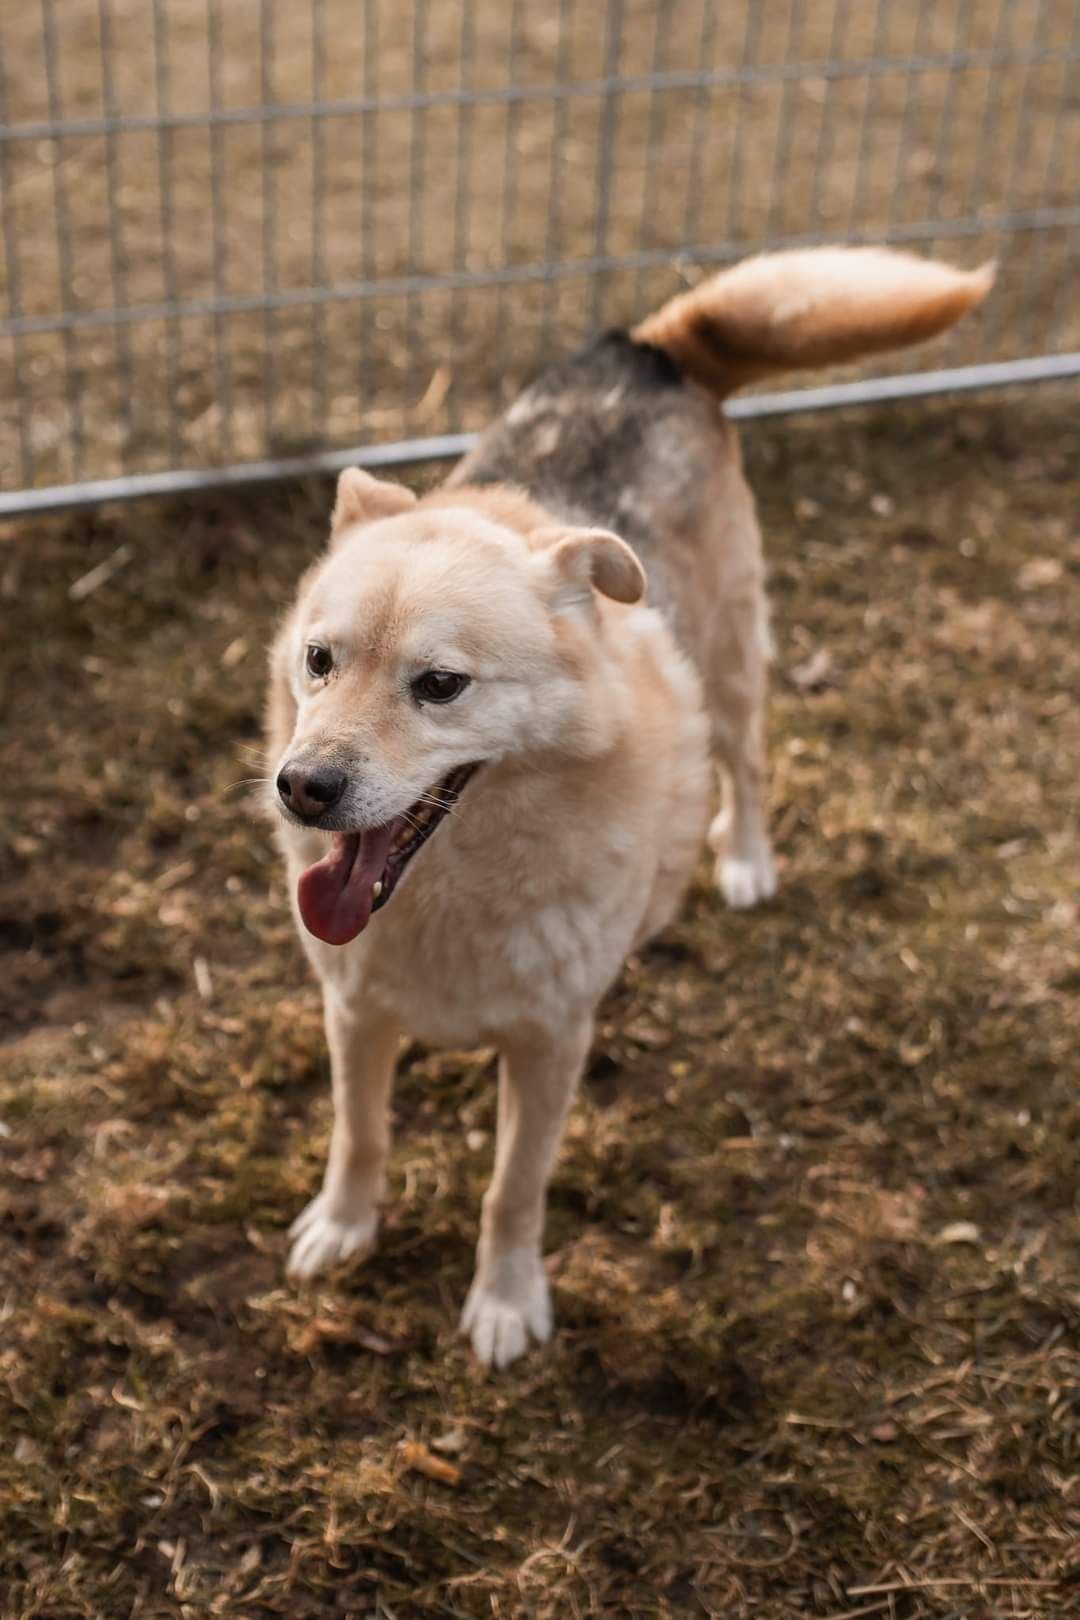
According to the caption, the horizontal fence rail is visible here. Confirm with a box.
[1,0,1078,516]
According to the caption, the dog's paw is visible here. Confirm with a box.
[461,1255,552,1370]
[716,850,777,909]
[286,1193,377,1280]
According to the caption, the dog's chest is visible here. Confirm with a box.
[348,818,649,1045]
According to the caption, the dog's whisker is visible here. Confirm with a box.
[220,776,273,798]
[414,793,459,818]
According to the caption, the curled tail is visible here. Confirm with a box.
[631,246,994,399]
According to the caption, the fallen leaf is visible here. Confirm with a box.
[623,1017,672,1050]
[936,1221,981,1245]
[788,648,835,691]
[399,1440,462,1485]
[289,1316,353,1355]
[289,1318,396,1357]
[432,1427,468,1455]
[353,1326,397,1356]
[1017,557,1063,590]
[221,636,249,669]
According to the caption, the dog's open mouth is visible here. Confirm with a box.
[296,764,478,946]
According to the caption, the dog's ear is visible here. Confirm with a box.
[536,526,646,614]
[331,468,417,540]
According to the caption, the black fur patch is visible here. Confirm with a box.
[448,327,723,621]
[574,330,685,393]
[451,335,695,535]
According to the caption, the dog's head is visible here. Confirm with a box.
[271,468,645,945]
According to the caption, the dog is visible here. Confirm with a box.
[266,246,991,1367]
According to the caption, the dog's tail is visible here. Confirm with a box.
[631,246,994,400]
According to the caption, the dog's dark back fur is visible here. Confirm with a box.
[448,332,724,621]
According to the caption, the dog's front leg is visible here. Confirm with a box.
[462,1019,592,1369]
[287,994,400,1279]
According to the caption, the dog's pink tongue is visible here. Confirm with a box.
[296,826,395,945]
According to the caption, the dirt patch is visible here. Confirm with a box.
[1,393,1079,1616]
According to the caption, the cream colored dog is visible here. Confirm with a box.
[266,247,991,1366]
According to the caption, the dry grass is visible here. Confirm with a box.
[2,0,1077,488]
[2,391,1079,1616]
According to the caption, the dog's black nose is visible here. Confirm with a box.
[277,765,347,820]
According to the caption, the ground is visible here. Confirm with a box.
[1,393,1078,1617]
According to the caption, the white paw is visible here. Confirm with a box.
[717,850,777,909]
[286,1192,377,1279]
[461,1256,552,1369]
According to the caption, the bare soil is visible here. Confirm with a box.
[2,392,1078,1617]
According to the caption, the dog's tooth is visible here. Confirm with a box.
[372,880,383,899]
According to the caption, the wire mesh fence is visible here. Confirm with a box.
[0,0,1077,515]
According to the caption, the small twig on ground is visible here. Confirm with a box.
[69,543,134,601]
[848,1578,1060,1596]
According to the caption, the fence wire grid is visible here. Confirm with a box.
[1,0,1078,516]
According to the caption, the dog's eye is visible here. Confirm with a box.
[413,670,470,705]
[306,644,333,679]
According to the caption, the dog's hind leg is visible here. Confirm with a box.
[462,1018,593,1369]
[287,998,401,1278]
[706,585,777,909]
